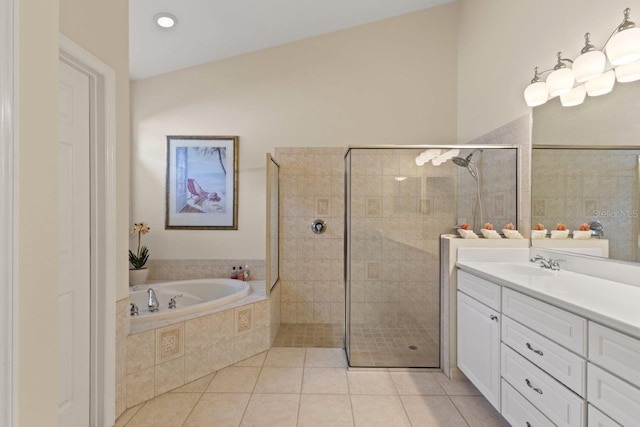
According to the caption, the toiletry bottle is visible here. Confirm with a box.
[238,266,243,281]
[231,266,237,280]
[243,264,250,281]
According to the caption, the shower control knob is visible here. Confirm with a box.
[311,219,327,234]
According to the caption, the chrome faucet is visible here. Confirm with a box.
[550,259,565,271]
[530,255,552,269]
[147,288,160,312]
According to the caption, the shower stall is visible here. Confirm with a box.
[344,146,518,368]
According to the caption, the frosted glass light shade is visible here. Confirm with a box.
[560,85,587,107]
[585,70,616,96]
[524,81,549,107]
[615,60,640,82]
[546,68,575,96]
[572,50,606,82]
[606,27,640,65]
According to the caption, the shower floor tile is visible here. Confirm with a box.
[348,323,440,368]
[273,323,344,348]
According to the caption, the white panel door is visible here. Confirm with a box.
[58,59,91,427]
[457,291,501,411]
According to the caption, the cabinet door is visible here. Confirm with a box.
[457,291,501,410]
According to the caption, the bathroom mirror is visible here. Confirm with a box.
[532,81,640,263]
[266,154,280,291]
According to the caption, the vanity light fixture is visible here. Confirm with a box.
[154,13,177,29]
[524,7,640,107]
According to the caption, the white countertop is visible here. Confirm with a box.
[456,261,640,340]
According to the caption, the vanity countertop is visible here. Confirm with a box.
[456,261,640,340]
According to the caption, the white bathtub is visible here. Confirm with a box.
[129,278,251,323]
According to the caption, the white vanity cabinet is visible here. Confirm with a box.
[457,266,640,427]
[457,287,501,410]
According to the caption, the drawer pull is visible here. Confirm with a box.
[525,342,544,356]
[490,314,498,322]
[525,378,543,395]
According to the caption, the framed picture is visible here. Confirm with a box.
[165,135,239,230]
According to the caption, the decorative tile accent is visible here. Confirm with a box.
[235,305,255,337]
[315,197,330,216]
[419,197,433,216]
[493,193,506,218]
[366,261,381,280]
[366,197,382,217]
[155,323,184,365]
[533,199,546,217]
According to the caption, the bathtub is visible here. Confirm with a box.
[129,278,251,323]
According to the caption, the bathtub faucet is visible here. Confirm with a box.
[147,288,160,312]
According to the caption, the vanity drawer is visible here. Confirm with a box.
[589,322,640,389]
[457,270,501,311]
[502,316,586,396]
[587,405,621,427]
[587,363,640,427]
[502,344,585,427]
[502,288,587,356]
[501,379,555,427]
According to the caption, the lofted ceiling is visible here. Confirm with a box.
[130,0,455,80]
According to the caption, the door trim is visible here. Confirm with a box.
[0,0,16,425]
[59,34,116,427]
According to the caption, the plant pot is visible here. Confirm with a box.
[129,267,149,286]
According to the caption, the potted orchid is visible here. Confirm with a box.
[129,222,150,286]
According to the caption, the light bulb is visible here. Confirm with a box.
[154,13,177,29]
[524,81,548,107]
[615,60,640,82]
[560,85,586,107]
[546,68,575,96]
[585,70,616,96]
[607,27,640,65]
[572,50,606,82]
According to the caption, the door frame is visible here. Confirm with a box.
[0,0,16,425]
[59,34,117,426]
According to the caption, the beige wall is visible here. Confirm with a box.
[130,4,459,261]
[17,1,60,424]
[59,0,130,300]
[457,0,639,143]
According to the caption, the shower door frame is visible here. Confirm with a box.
[343,144,521,369]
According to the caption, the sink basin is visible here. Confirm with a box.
[489,262,556,278]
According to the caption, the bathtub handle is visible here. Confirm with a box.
[168,294,183,309]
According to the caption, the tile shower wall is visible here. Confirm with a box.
[532,149,640,262]
[457,148,518,231]
[274,147,345,326]
[349,148,457,329]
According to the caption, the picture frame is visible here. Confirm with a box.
[165,135,239,230]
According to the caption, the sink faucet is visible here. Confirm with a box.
[530,255,552,269]
[147,288,159,312]
[550,258,565,271]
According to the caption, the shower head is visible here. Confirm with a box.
[452,149,482,168]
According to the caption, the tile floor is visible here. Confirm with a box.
[273,323,344,348]
[116,347,509,427]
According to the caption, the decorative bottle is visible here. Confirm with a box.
[231,266,237,279]
[243,264,250,281]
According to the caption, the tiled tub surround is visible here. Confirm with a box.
[124,290,270,409]
[274,147,345,326]
[532,148,640,262]
[116,297,131,419]
[147,259,265,282]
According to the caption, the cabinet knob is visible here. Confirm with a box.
[489,314,498,322]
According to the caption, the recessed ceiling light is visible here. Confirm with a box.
[154,13,177,29]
